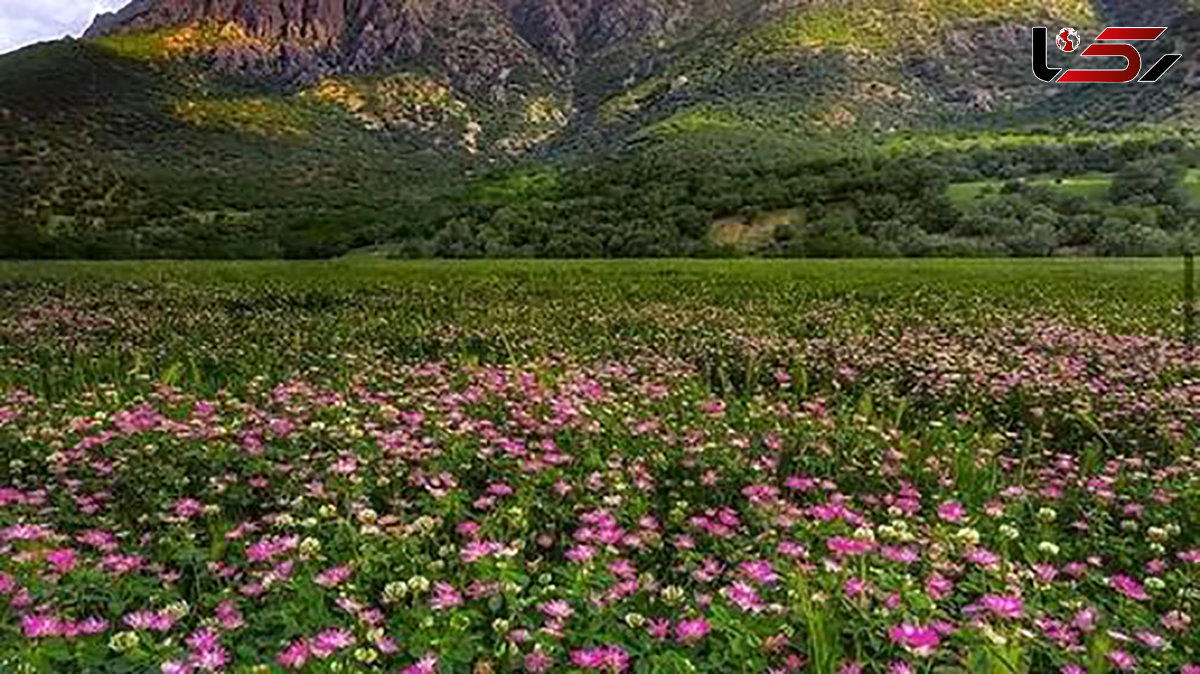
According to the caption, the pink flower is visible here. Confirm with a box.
[45,547,76,574]
[75,617,108,635]
[215,600,245,631]
[647,618,671,639]
[430,582,463,611]
[980,594,1024,619]
[937,500,966,523]
[881,546,919,563]
[565,545,596,563]
[1108,650,1136,670]
[675,618,711,645]
[571,646,630,672]
[1072,606,1098,633]
[778,541,808,559]
[826,537,874,558]
[314,565,353,588]
[925,572,954,600]
[1163,610,1191,632]
[123,610,175,632]
[966,548,1000,569]
[524,651,554,673]
[1110,574,1150,600]
[725,581,764,613]
[310,628,354,658]
[21,614,61,638]
[540,599,574,621]
[1137,630,1165,650]
[843,577,869,599]
[889,623,940,657]
[740,560,779,585]
[461,540,501,563]
[174,498,204,519]
[277,638,310,669]
[401,654,439,674]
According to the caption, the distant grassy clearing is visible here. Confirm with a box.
[945,173,1114,206]
[947,169,1200,208]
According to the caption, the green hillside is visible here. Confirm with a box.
[1,0,1198,258]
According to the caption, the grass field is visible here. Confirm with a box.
[945,169,1200,209]
[2,259,1199,673]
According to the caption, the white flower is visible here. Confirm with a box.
[109,631,139,652]
[299,537,322,558]
[383,580,409,603]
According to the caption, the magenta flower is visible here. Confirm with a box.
[565,545,596,563]
[123,610,176,632]
[277,638,310,669]
[313,564,353,588]
[889,623,940,657]
[1110,574,1150,600]
[843,577,869,599]
[675,618,711,644]
[980,594,1024,619]
[925,572,954,600]
[739,560,779,585]
[1072,606,1098,633]
[540,599,574,621]
[402,655,439,674]
[826,536,874,558]
[570,646,630,672]
[1107,650,1137,670]
[21,614,61,639]
[937,500,966,523]
[174,498,204,519]
[430,582,463,611]
[965,548,1000,569]
[215,600,245,631]
[725,581,764,613]
[881,546,919,563]
[44,547,77,574]
[524,650,554,673]
[310,627,354,658]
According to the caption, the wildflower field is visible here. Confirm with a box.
[2,259,1199,674]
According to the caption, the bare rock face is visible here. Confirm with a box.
[83,0,709,94]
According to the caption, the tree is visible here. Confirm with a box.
[1109,157,1187,209]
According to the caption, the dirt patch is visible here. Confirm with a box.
[712,209,801,251]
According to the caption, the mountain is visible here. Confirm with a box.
[2,0,1199,258]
